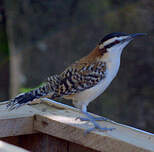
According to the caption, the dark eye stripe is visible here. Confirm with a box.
[104,40,120,49]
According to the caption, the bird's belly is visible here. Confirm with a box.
[73,60,120,107]
[74,75,113,104]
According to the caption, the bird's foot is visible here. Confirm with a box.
[76,111,111,122]
[77,115,110,122]
[85,125,115,134]
[76,111,115,134]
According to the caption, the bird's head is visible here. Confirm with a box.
[98,32,147,55]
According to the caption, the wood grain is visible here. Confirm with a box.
[1,134,97,152]
[0,98,154,152]
[33,99,154,152]
[0,104,37,137]
[69,142,98,152]
[19,133,68,152]
[34,114,154,152]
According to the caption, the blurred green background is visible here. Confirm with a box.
[0,0,154,133]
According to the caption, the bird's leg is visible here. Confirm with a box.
[78,105,111,122]
[81,111,115,134]
[77,105,115,134]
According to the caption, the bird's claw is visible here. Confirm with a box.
[76,111,115,134]
[77,116,110,122]
[85,126,115,135]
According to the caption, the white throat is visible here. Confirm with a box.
[103,41,129,62]
[99,42,129,84]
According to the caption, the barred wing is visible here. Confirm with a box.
[48,61,106,97]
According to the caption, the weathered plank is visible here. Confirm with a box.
[0,98,154,152]
[33,99,154,152]
[1,133,96,152]
[0,140,29,152]
[18,133,68,152]
[0,104,37,137]
[34,114,154,152]
[69,142,98,152]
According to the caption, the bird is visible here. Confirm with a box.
[7,32,146,133]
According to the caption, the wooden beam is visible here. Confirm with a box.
[34,114,154,152]
[0,98,154,152]
[33,98,154,152]
[1,133,97,152]
[0,104,37,137]
[0,140,29,152]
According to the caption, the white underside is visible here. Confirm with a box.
[72,44,127,110]
[73,58,120,109]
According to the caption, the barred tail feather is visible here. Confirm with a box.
[7,83,54,111]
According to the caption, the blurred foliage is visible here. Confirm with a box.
[0,0,9,101]
[19,83,44,93]
[0,0,8,56]
[19,87,35,93]
[0,26,9,56]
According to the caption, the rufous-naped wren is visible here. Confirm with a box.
[7,32,146,133]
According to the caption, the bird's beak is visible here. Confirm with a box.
[123,33,147,43]
[129,33,147,39]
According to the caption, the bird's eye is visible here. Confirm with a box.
[114,40,120,44]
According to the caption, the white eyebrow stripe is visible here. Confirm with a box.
[103,37,118,46]
[99,36,129,49]
[99,37,117,49]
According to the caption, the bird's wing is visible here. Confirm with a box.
[48,61,106,97]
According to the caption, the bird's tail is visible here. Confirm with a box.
[7,83,54,111]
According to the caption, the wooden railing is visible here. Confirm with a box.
[0,98,154,152]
